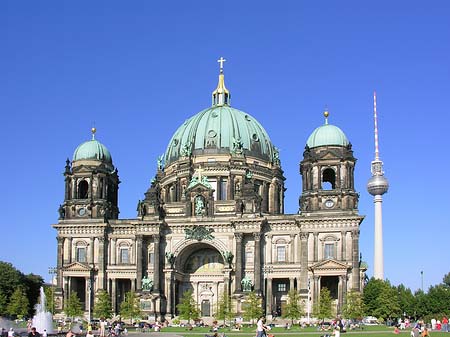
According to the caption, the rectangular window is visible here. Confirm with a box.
[245,251,253,264]
[324,243,335,259]
[277,283,287,292]
[276,246,286,262]
[220,179,227,200]
[76,247,86,263]
[149,252,154,264]
[120,248,129,264]
[209,178,217,200]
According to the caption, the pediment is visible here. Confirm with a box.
[63,262,91,272]
[186,181,211,192]
[318,150,342,160]
[310,259,349,271]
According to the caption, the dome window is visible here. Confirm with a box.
[252,134,259,142]
[78,180,89,199]
[321,168,336,190]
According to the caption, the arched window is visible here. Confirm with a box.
[118,242,131,264]
[75,241,88,263]
[322,168,336,190]
[78,180,89,199]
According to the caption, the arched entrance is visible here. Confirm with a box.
[174,243,227,318]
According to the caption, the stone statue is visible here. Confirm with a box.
[195,196,205,216]
[273,147,280,165]
[58,204,65,219]
[157,155,164,171]
[180,143,192,157]
[141,276,153,291]
[232,137,244,154]
[223,251,234,266]
[165,252,175,266]
[241,277,253,292]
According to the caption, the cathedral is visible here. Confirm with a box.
[52,59,365,320]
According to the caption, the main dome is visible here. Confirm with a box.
[165,105,276,165]
[73,129,112,164]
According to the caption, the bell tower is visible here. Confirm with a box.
[299,110,359,214]
[59,128,119,220]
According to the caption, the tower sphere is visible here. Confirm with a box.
[367,174,389,196]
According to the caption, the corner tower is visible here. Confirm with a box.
[60,128,119,220]
[299,110,359,214]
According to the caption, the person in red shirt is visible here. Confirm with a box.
[442,317,448,333]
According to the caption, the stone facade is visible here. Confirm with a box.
[52,70,365,321]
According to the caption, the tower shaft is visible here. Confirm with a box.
[373,195,384,279]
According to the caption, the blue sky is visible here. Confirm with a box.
[1,1,449,294]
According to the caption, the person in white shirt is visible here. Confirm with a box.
[256,316,267,337]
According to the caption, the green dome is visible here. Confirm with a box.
[306,123,349,148]
[165,105,276,165]
[73,139,112,163]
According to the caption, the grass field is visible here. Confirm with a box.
[146,325,449,337]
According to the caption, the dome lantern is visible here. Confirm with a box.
[211,57,231,106]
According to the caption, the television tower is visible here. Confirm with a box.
[367,91,389,280]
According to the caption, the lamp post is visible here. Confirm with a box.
[48,267,57,315]
[420,271,424,292]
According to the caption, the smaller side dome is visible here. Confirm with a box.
[72,128,112,164]
[306,124,349,148]
[306,110,349,148]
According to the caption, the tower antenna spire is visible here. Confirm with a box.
[374,91,380,161]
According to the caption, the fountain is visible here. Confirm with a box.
[32,287,54,334]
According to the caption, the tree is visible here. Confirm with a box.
[44,286,55,315]
[65,291,83,320]
[0,262,23,315]
[396,284,415,318]
[177,290,200,324]
[7,286,29,318]
[363,278,400,321]
[23,273,44,317]
[94,290,113,319]
[119,291,141,323]
[442,272,450,288]
[242,291,262,325]
[313,287,332,321]
[342,290,363,320]
[215,293,233,327]
[282,290,304,325]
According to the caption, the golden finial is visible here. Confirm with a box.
[212,57,231,106]
[324,106,329,124]
[91,127,97,140]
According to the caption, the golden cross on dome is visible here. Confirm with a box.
[217,57,226,71]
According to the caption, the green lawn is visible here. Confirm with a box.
[137,326,449,337]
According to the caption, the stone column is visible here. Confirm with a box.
[266,278,272,315]
[338,275,343,313]
[313,233,318,262]
[313,276,320,303]
[351,230,360,290]
[57,237,64,288]
[111,238,117,265]
[234,233,243,293]
[98,237,106,290]
[267,234,273,263]
[299,232,309,293]
[253,233,261,293]
[66,237,72,264]
[85,277,90,311]
[290,234,295,262]
[153,235,161,293]
[63,277,69,301]
[72,178,77,199]
[89,238,95,264]
[111,279,117,314]
[341,231,347,261]
[131,279,136,291]
[136,235,143,290]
